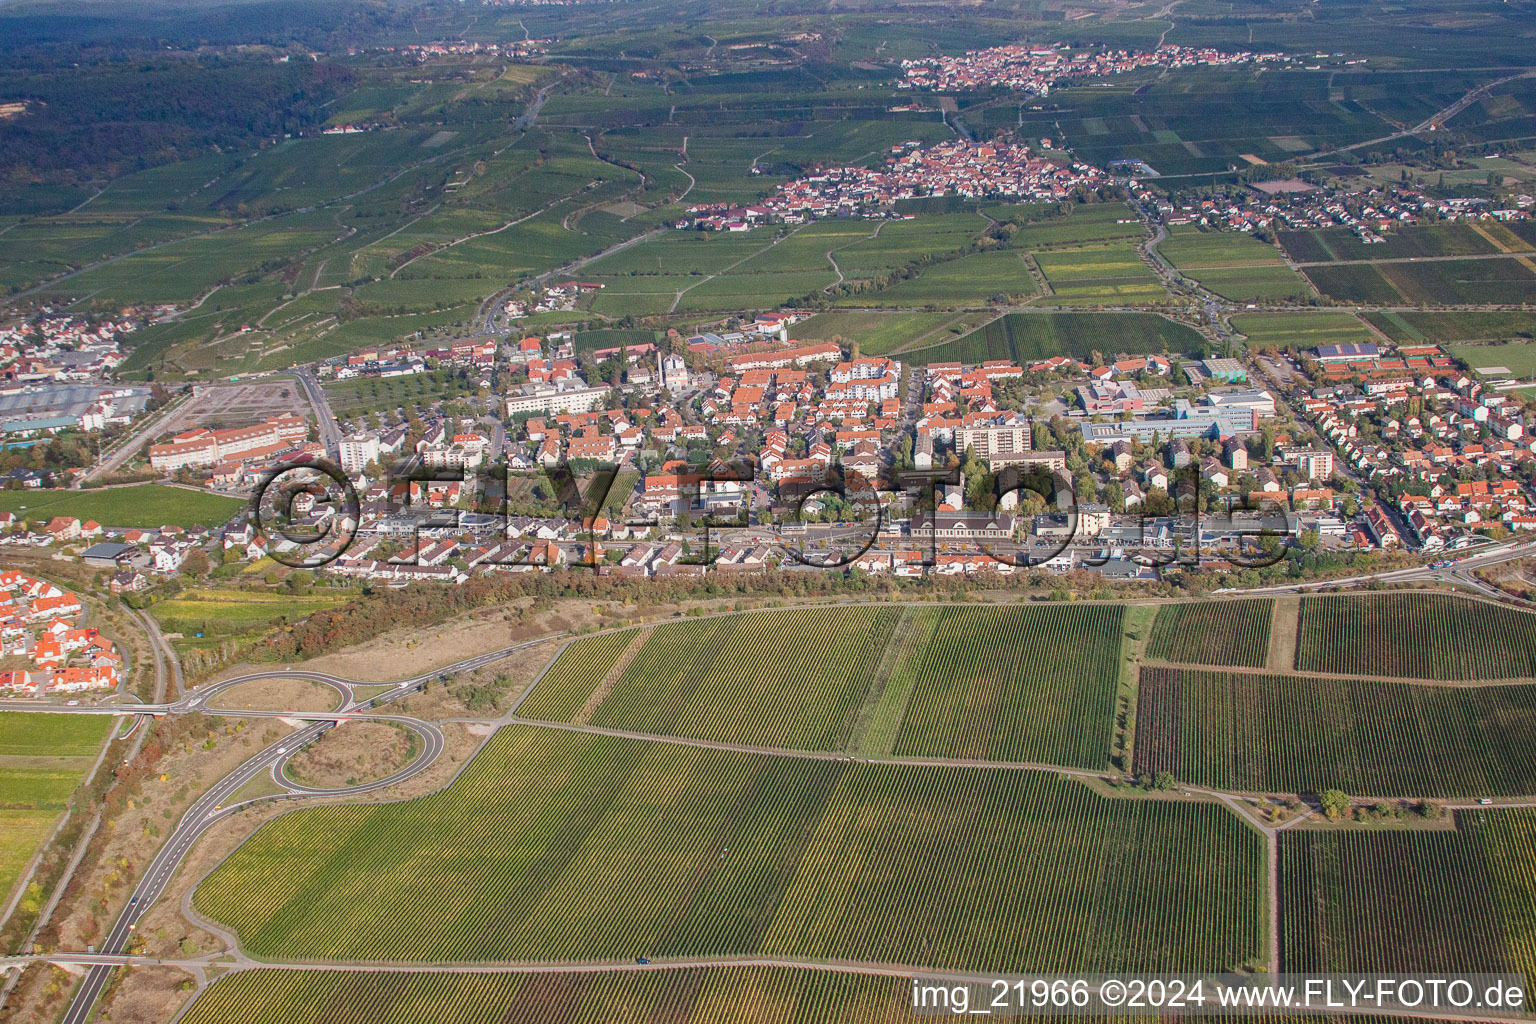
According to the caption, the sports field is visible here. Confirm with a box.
[1448,341,1536,378]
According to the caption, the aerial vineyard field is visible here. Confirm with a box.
[570,607,900,750]
[1279,811,1536,976]
[887,604,1126,765]
[178,966,930,1024]
[1134,667,1536,797]
[1295,594,1536,680]
[1146,601,1272,668]
[519,605,1124,760]
[194,725,1262,970]
[514,629,638,722]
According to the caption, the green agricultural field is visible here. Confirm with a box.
[1184,264,1316,302]
[0,713,112,905]
[835,213,987,265]
[1160,227,1287,268]
[994,203,1147,249]
[911,311,1205,365]
[1301,253,1536,306]
[149,589,351,650]
[1378,257,1536,306]
[1035,244,1168,305]
[1231,312,1375,350]
[178,966,940,1024]
[0,209,235,294]
[525,607,898,751]
[519,605,1127,765]
[1156,227,1317,300]
[581,228,788,277]
[1146,601,1273,668]
[571,328,656,357]
[884,604,1125,765]
[1280,812,1536,977]
[790,310,971,354]
[1136,667,1536,798]
[1299,262,1404,305]
[0,485,245,530]
[515,629,639,722]
[1365,310,1536,345]
[34,210,347,305]
[194,725,1263,969]
[1279,223,1513,263]
[676,270,838,313]
[1295,594,1536,680]
[851,249,1038,307]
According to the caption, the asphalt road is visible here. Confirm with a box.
[1228,538,1536,597]
[295,368,343,458]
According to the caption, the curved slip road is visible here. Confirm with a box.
[271,714,445,796]
[53,634,563,1024]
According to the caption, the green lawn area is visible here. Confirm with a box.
[0,485,245,529]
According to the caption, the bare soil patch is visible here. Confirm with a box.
[389,635,564,719]
[208,677,342,713]
[96,965,195,1024]
[0,962,76,1024]
[284,721,415,789]
[1267,597,1301,671]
